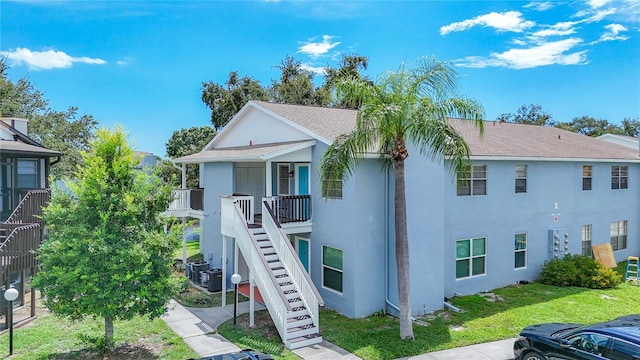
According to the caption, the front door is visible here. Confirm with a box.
[296,164,309,195]
[296,237,310,273]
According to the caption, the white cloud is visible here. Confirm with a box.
[532,21,577,37]
[455,38,587,69]
[297,35,340,58]
[440,11,535,35]
[588,0,612,9]
[301,64,326,75]
[592,23,629,43]
[1,47,106,70]
[524,2,555,11]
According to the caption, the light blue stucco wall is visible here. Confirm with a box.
[443,160,640,297]
[308,143,388,318]
[384,147,448,316]
[200,162,233,278]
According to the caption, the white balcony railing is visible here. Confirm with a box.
[261,200,323,327]
[230,201,291,338]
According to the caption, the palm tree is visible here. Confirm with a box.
[319,57,484,339]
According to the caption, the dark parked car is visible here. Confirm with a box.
[189,349,274,360]
[514,315,640,360]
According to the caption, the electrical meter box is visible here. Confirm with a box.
[549,229,569,259]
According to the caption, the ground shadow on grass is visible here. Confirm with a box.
[46,344,158,359]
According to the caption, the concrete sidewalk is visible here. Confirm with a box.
[399,338,515,360]
[161,299,360,359]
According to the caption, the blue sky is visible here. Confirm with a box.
[2,0,639,157]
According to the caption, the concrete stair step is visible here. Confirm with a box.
[286,315,312,329]
[286,333,322,350]
[285,325,319,340]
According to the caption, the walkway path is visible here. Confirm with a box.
[161,299,360,359]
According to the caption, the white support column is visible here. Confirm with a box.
[181,163,186,189]
[249,273,255,327]
[222,235,227,307]
[265,160,273,197]
[181,217,187,269]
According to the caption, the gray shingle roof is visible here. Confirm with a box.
[254,101,357,143]
[451,119,639,161]
[185,101,639,162]
[0,140,62,156]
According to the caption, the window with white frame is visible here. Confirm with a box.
[582,224,592,256]
[322,246,343,292]
[322,179,343,199]
[610,220,627,251]
[457,165,486,196]
[611,166,628,189]
[582,165,592,191]
[514,233,527,269]
[515,165,527,193]
[456,237,486,279]
[278,164,290,195]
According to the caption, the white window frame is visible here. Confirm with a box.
[582,224,592,256]
[514,233,527,269]
[610,220,627,251]
[582,165,592,191]
[455,237,487,279]
[611,165,628,190]
[457,165,487,196]
[277,164,290,195]
[515,165,527,193]
[322,179,343,199]
[321,246,343,294]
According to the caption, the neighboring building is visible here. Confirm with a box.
[171,101,640,348]
[597,133,639,150]
[0,117,61,314]
[134,151,159,170]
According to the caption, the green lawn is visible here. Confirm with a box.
[174,240,202,262]
[0,313,199,359]
[218,281,640,360]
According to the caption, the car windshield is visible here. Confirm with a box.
[553,325,585,338]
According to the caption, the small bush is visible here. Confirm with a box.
[539,254,622,289]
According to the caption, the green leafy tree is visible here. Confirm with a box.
[497,104,555,126]
[554,115,623,137]
[165,126,216,188]
[201,71,268,130]
[0,58,97,179]
[0,58,47,117]
[320,57,484,339]
[270,55,330,106]
[324,54,372,109]
[33,126,181,346]
[621,117,640,137]
[29,107,98,179]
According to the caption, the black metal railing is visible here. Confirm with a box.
[271,195,312,224]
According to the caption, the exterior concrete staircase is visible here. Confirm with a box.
[222,198,324,350]
[250,227,322,348]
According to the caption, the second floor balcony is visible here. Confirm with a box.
[165,188,205,219]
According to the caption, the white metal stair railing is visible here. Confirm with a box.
[229,203,292,340]
[261,201,324,348]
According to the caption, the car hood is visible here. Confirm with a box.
[521,323,583,338]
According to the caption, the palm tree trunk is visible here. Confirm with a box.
[105,316,113,344]
[394,159,414,340]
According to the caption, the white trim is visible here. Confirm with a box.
[277,164,290,195]
[514,232,527,270]
[321,245,343,294]
[295,236,310,275]
[465,156,640,163]
[173,140,315,164]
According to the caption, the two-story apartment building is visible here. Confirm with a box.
[0,117,60,316]
[173,101,640,349]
